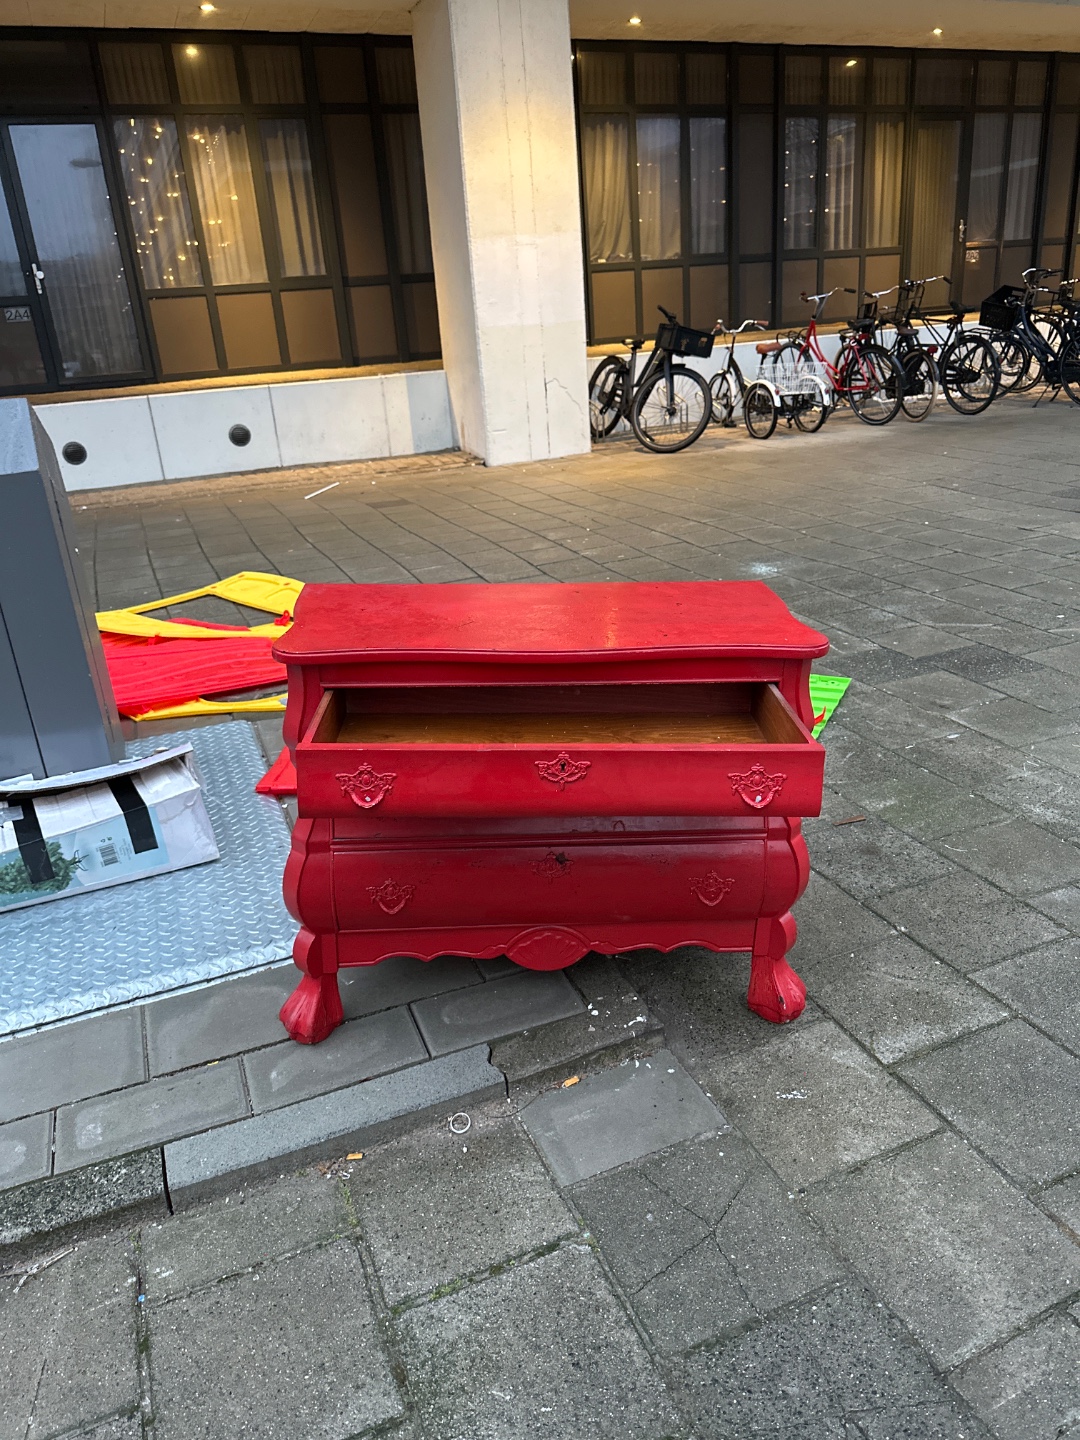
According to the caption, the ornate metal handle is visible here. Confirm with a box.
[535,752,591,790]
[336,762,396,809]
[728,763,786,810]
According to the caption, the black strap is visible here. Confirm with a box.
[10,797,54,883]
[108,776,158,854]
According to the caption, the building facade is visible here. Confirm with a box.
[1,0,1079,482]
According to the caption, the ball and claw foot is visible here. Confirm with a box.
[747,912,806,1025]
[280,971,343,1045]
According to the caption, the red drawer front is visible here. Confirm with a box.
[297,741,823,821]
[329,835,767,929]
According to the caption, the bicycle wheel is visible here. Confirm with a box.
[710,370,738,426]
[989,333,1034,393]
[743,382,777,439]
[941,334,999,415]
[629,365,712,453]
[792,383,828,432]
[1033,312,1066,355]
[1059,336,1080,404]
[899,349,939,422]
[588,357,627,439]
[842,343,904,425]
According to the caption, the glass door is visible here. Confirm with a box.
[3,121,148,387]
[0,180,47,389]
[907,118,962,309]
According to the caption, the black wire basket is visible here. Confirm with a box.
[979,285,1021,331]
[655,321,715,358]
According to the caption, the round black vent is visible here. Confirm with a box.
[228,424,252,447]
[62,441,87,465]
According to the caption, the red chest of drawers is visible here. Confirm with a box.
[273,581,829,1045]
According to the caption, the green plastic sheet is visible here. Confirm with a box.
[808,674,851,738]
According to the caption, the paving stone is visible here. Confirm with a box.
[0,1113,51,1190]
[243,1006,428,1113]
[165,1044,504,1204]
[1040,1172,1080,1231]
[1028,729,1080,777]
[570,1161,713,1293]
[831,758,1010,842]
[54,1061,248,1173]
[348,1104,573,1304]
[0,1236,138,1440]
[142,1170,353,1301]
[75,1419,144,1440]
[898,1021,1080,1185]
[1031,883,1080,932]
[797,932,1007,1063]
[940,819,1080,895]
[0,1150,166,1248]
[396,1243,680,1440]
[805,1131,1080,1368]
[876,623,973,658]
[631,1237,756,1355]
[953,696,1080,745]
[974,939,1080,1054]
[671,1281,949,1437]
[338,953,484,1018]
[790,871,898,965]
[856,1401,992,1439]
[0,1010,146,1123]
[709,1018,938,1188]
[807,816,956,901]
[149,1242,403,1440]
[521,1050,725,1187]
[880,670,1003,712]
[410,969,583,1056]
[145,966,295,1075]
[872,870,1067,972]
[952,1314,1080,1440]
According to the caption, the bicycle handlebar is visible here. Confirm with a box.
[657,305,677,323]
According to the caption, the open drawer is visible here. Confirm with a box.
[294,681,825,820]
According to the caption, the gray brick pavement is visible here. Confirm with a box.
[1,398,1079,1436]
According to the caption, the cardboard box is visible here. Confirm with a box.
[0,744,218,913]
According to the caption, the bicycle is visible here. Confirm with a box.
[983,267,1080,405]
[708,318,768,425]
[769,289,904,425]
[588,306,715,453]
[869,283,940,421]
[982,270,1077,393]
[905,277,1000,414]
[742,355,831,439]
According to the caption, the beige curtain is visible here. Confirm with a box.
[865,116,905,249]
[967,113,1006,244]
[690,117,726,255]
[784,117,818,249]
[383,112,433,274]
[909,119,961,287]
[581,115,631,263]
[260,119,325,277]
[114,117,203,289]
[824,116,858,251]
[1005,113,1042,242]
[185,116,267,284]
[637,117,681,260]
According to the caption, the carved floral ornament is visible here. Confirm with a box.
[337,762,396,809]
[690,871,734,906]
[368,879,414,915]
[728,763,786,810]
[535,752,591,790]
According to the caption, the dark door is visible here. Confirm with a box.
[907,117,963,310]
[1,120,150,389]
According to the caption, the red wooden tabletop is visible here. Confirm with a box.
[274,581,828,664]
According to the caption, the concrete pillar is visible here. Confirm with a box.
[412,0,591,466]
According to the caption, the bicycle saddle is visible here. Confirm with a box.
[756,340,782,355]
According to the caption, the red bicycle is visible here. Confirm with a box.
[767,288,904,425]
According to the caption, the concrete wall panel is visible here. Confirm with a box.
[34,396,164,493]
[149,387,280,480]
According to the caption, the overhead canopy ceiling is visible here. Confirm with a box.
[0,0,1078,51]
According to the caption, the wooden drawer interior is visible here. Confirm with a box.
[305,682,810,747]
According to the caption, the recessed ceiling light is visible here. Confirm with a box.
[199,2,216,10]
[628,15,642,25]
[184,44,199,56]
[932,26,943,35]
[845,58,858,67]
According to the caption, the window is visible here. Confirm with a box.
[1004,113,1042,241]
[637,116,681,259]
[185,117,268,285]
[865,116,904,249]
[784,116,818,249]
[690,117,726,254]
[581,115,632,263]
[260,119,326,277]
[967,114,1006,243]
[824,116,858,249]
[114,117,204,288]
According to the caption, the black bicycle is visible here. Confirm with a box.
[588,307,715,453]
[708,318,768,425]
[868,284,940,421]
[981,267,1080,404]
[905,277,1000,414]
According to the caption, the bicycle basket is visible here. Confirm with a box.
[772,358,829,396]
[979,285,1021,331]
[655,321,715,359]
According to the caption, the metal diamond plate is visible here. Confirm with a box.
[0,721,295,1036]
